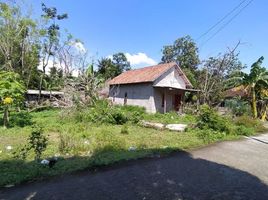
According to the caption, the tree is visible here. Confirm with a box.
[0,2,40,87]
[112,53,131,73]
[161,35,200,71]
[198,42,244,105]
[228,56,268,119]
[0,71,25,128]
[97,53,130,80]
[38,3,68,101]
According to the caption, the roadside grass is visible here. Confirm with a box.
[143,111,196,125]
[0,108,262,187]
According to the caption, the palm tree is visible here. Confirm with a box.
[228,56,268,119]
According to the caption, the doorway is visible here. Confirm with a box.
[174,94,181,111]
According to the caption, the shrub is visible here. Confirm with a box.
[225,99,251,116]
[233,125,254,136]
[63,100,145,125]
[235,115,260,128]
[196,129,226,143]
[9,111,33,127]
[197,105,231,133]
[234,115,267,133]
[13,125,48,160]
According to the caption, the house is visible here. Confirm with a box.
[26,90,64,107]
[108,62,198,113]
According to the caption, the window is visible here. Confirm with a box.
[124,92,128,105]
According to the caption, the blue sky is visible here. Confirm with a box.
[28,0,267,70]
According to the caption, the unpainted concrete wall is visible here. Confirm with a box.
[109,83,155,113]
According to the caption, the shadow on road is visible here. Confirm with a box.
[1,148,268,200]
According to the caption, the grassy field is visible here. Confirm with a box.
[0,109,241,187]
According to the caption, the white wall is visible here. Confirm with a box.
[153,66,186,89]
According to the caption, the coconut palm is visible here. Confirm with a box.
[228,56,268,119]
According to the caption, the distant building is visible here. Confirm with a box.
[26,90,64,105]
[108,62,198,113]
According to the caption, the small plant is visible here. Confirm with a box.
[120,124,129,134]
[13,125,48,160]
[58,134,75,154]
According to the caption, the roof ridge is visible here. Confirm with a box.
[127,61,176,72]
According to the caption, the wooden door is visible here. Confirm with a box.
[174,94,181,111]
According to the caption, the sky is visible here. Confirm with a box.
[26,0,268,70]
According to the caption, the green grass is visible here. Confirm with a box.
[143,111,197,124]
[0,109,240,187]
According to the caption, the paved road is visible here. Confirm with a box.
[1,134,268,200]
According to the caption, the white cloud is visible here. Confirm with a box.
[74,42,86,53]
[125,52,157,66]
[38,59,80,77]
[70,41,87,53]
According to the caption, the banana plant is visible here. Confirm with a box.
[227,57,268,119]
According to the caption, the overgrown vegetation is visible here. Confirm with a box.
[1,103,266,187]
[194,104,265,143]
[62,101,146,125]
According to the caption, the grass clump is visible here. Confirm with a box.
[120,124,129,134]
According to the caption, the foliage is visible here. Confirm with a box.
[143,111,196,125]
[0,71,26,104]
[13,125,48,160]
[198,43,244,105]
[9,111,33,127]
[58,133,75,154]
[197,105,231,133]
[161,35,199,71]
[196,105,265,142]
[0,109,211,186]
[195,129,227,143]
[1,108,263,186]
[0,71,25,127]
[234,115,264,131]
[224,99,251,116]
[97,53,131,80]
[0,2,40,82]
[228,56,268,119]
[64,100,145,125]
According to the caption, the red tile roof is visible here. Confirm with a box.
[224,85,249,98]
[108,62,192,87]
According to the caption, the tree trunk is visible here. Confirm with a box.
[261,109,267,121]
[252,87,257,118]
[38,74,43,104]
[3,106,9,128]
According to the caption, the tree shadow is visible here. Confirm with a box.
[0,147,268,200]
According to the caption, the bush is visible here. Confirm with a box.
[13,125,48,160]
[225,99,251,116]
[234,115,267,133]
[197,105,231,133]
[195,129,226,143]
[235,115,260,128]
[65,100,145,125]
[233,125,254,136]
[9,111,33,127]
